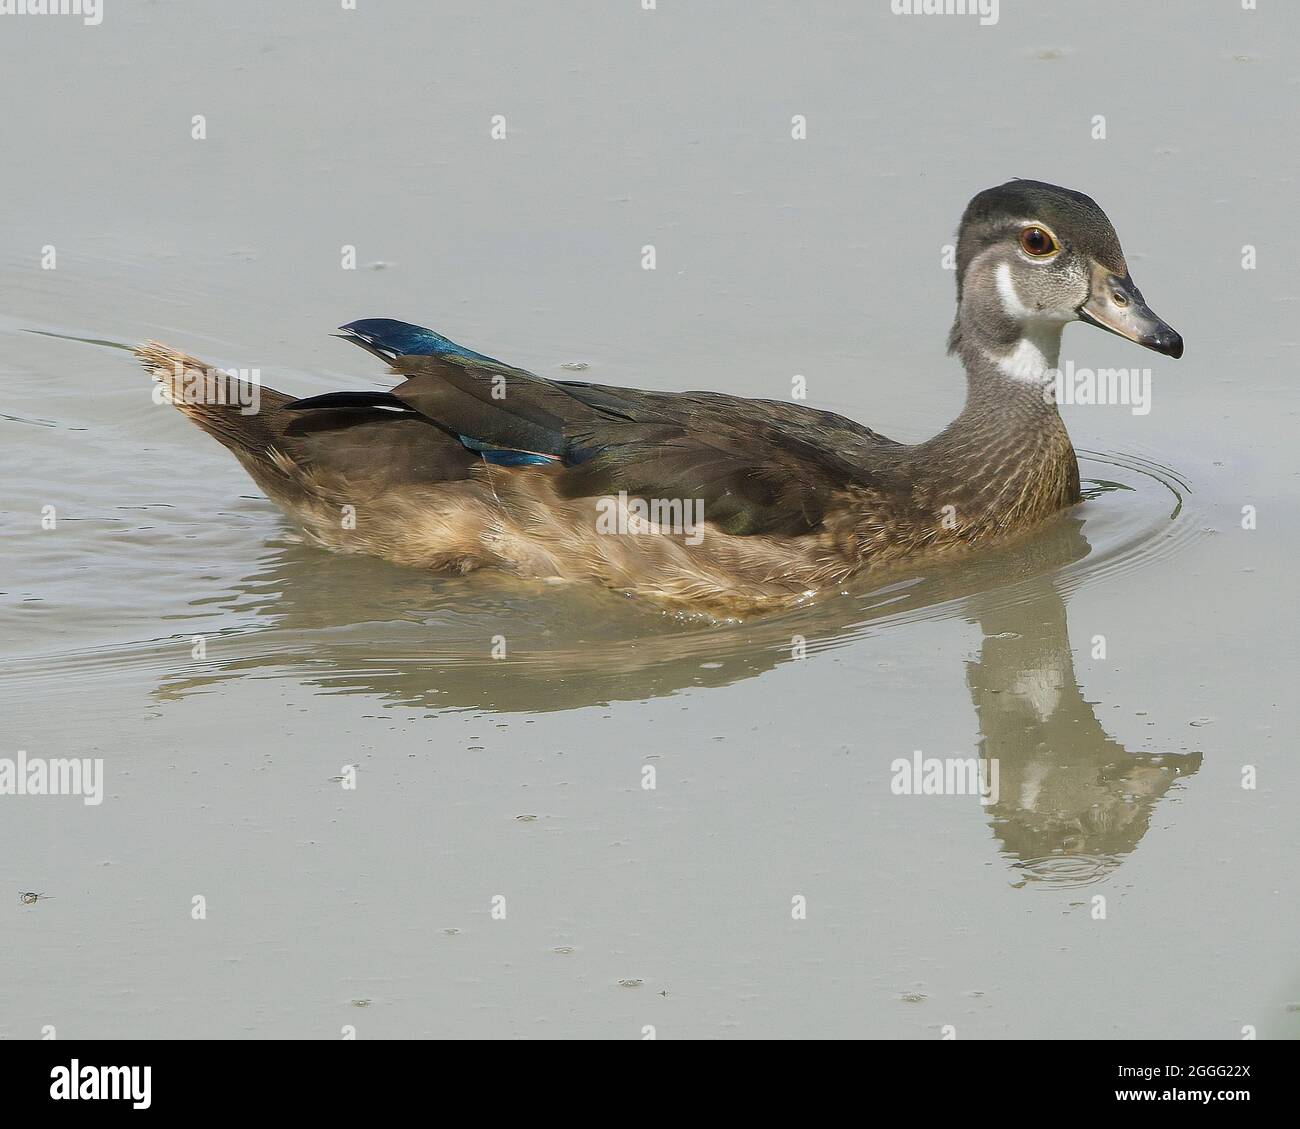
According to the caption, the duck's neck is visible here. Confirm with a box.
[953,317,1064,427]
[909,315,1081,533]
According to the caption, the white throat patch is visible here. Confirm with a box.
[996,337,1057,383]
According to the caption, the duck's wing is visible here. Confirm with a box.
[555,403,876,536]
[288,350,883,537]
[555,381,902,449]
[309,318,900,448]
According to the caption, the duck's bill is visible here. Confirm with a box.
[1079,268,1184,358]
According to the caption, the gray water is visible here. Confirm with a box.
[2,0,1297,1039]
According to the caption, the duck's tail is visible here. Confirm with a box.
[133,341,295,463]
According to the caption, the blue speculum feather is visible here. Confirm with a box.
[458,436,558,467]
[344,319,561,465]
[341,318,499,364]
[476,449,559,468]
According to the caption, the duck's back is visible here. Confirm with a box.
[136,324,915,610]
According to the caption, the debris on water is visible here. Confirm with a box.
[899,991,928,1003]
[618,978,643,988]
[560,362,590,371]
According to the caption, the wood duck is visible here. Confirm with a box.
[135,180,1182,612]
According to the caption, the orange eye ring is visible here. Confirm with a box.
[1019,226,1059,258]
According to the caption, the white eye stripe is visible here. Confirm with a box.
[995,262,1033,318]
[995,261,1075,324]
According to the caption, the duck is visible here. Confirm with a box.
[134,180,1182,612]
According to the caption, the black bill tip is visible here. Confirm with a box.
[1149,325,1184,359]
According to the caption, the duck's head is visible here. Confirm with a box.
[949,179,1183,379]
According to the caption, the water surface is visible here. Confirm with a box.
[2,1,1297,1038]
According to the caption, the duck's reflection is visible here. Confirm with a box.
[157,507,1199,878]
[966,575,1200,883]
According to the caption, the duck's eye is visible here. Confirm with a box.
[1018,226,1059,258]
